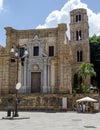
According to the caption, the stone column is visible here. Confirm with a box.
[47,63,50,93]
[50,60,55,93]
[20,58,28,94]
[43,58,47,93]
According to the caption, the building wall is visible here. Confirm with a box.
[0,54,10,94]
[0,8,90,95]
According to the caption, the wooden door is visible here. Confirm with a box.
[31,72,41,93]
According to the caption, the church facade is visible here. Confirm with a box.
[0,8,90,95]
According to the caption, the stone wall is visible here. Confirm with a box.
[0,94,99,111]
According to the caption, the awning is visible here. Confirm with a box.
[76,97,97,102]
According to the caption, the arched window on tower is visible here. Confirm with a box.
[76,15,78,22]
[80,50,83,61]
[76,30,82,41]
[79,14,81,21]
[79,30,82,40]
[76,14,81,22]
[77,50,83,62]
[77,51,80,62]
[76,31,79,41]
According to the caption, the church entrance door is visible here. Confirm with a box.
[31,72,41,93]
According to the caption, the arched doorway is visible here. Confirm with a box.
[73,74,82,89]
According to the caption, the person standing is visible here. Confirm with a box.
[82,104,86,112]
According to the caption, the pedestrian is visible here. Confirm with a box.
[76,103,80,112]
[82,104,86,112]
[73,104,77,111]
[79,104,82,112]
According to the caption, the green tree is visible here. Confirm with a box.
[89,35,100,87]
[89,34,100,43]
[77,63,96,93]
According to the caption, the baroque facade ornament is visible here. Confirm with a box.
[33,64,39,71]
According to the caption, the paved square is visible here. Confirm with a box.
[0,111,100,130]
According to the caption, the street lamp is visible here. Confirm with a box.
[10,44,28,117]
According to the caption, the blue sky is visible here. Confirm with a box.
[0,0,100,46]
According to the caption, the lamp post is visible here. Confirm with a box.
[14,83,21,117]
[10,44,28,117]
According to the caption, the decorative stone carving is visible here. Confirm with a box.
[33,64,39,71]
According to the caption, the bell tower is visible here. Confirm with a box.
[70,8,89,41]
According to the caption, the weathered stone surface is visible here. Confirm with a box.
[0,94,98,111]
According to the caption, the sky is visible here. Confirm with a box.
[0,0,100,47]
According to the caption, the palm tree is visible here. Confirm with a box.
[77,63,96,93]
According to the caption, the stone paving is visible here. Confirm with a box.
[0,111,100,130]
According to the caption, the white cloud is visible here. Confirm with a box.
[0,0,3,12]
[36,0,100,37]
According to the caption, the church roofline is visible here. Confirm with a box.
[70,8,87,14]
[4,23,67,33]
